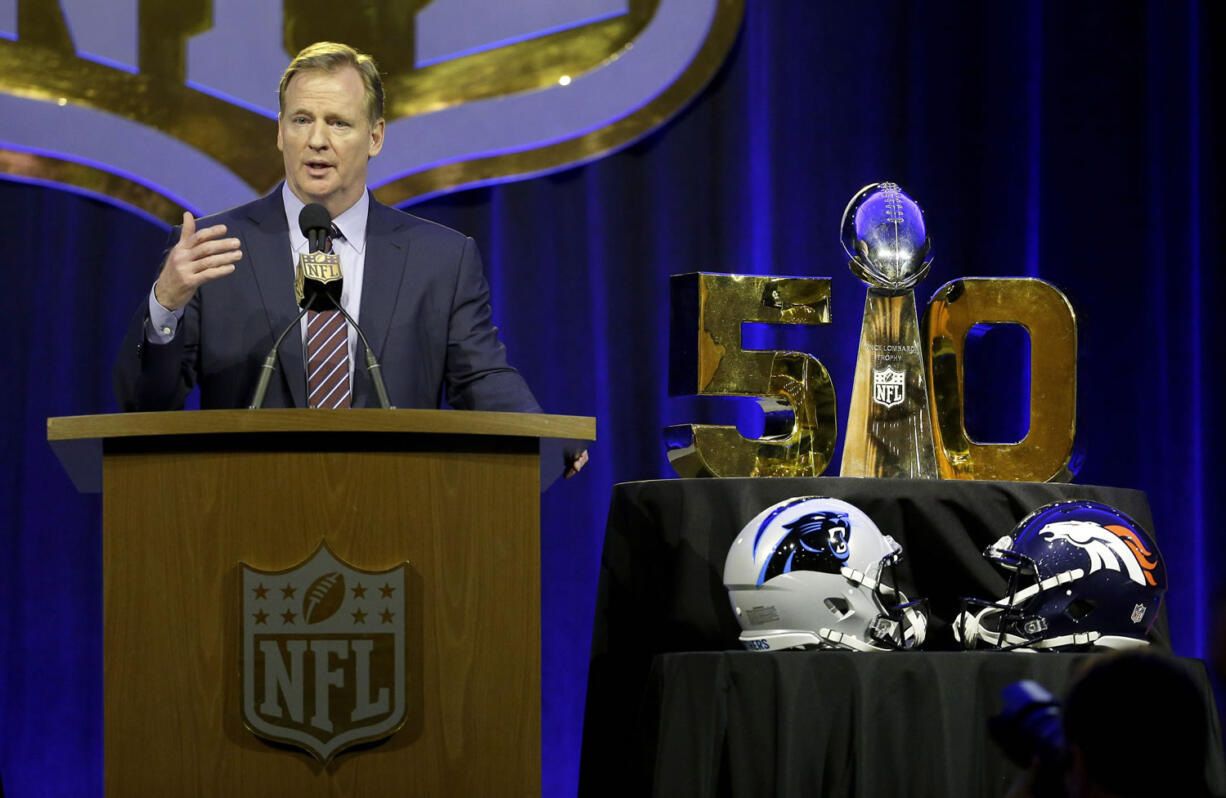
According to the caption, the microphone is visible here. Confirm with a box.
[299,202,332,252]
[247,203,394,409]
[295,203,342,308]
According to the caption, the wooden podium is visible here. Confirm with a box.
[47,409,595,797]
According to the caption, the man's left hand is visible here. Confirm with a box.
[564,449,590,479]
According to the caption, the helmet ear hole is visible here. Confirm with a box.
[1064,597,1097,622]
[824,596,853,620]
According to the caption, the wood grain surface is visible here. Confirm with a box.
[50,408,595,442]
[101,433,541,796]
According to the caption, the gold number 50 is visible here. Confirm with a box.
[665,273,1078,482]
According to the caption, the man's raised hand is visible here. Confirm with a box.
[153,212,243,311]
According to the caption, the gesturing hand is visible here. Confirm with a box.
[153,212,243,311]
[564,449,590,479]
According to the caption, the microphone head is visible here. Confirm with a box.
[298,203,333,249]
[295,203,341,306]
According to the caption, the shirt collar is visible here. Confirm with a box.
[281,183,370,254]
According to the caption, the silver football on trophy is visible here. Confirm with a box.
[841,182,933,291]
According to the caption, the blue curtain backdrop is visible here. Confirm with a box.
[2,2,1222,796]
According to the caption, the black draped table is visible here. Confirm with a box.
[642,651,1225,797]
[579,478,1202,797]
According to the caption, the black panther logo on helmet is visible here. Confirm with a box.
[760,511,852,584]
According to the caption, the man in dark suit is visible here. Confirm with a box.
[113,42,587,473]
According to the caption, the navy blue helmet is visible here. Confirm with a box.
[956,500,1167,651]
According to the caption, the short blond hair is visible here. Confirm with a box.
[278,42,384,126]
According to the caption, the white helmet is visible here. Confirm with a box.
[724,496,927,652]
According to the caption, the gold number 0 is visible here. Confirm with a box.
[923,278,1077,482]
[664,273,838,477]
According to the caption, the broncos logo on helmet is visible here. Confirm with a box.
[1039,520,1161,587]
[758,511,852,585]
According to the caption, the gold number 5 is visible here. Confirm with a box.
[664,273,838,477]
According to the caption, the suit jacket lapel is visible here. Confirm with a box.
[355,197,407,406]
[245,188,307,408]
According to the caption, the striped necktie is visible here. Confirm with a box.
[306,226,350,408]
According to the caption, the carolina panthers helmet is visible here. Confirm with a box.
[724,496,927,652]
[955,500,1167,651]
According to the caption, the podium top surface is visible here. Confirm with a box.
[47,409,595,493]
[48,408,595,442]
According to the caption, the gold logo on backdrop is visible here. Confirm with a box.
[240,542,408,762]
[0,1,745,222]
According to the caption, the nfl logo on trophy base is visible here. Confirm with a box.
[240,543,407,762]
[873,367,906,408]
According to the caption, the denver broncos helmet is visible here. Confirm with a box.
[724,496,927,652]
[955,500,1167,651]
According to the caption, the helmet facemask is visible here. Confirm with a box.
[956,537,1060,650]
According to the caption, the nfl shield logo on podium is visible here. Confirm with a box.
[240,543,407,762]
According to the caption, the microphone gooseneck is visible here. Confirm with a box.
[248,294,317,409]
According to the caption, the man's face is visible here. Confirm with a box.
[277,66,385,218]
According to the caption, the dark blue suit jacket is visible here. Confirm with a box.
[114,187,541,412]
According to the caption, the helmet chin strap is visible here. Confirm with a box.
[954,607,989,646]
[954,607,1042,650]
